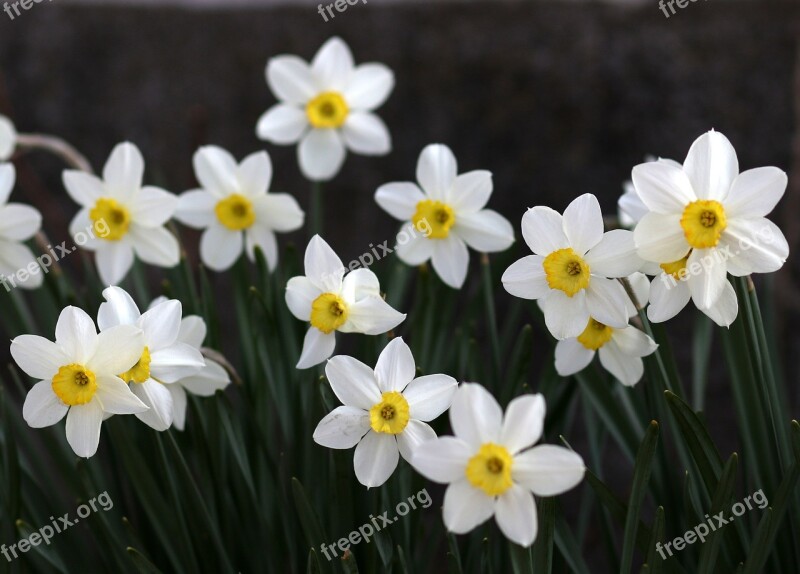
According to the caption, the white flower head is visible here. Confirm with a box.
[632,130,789,313]
[97,287,206,431]
[375,144,515,289]
[313,337,457,487]
[64,142,180,286]
[0,114,17,161]
[412,384,585,547]
[502,193,643,340]
[555,273,658,386]
[257,36,394,181]
[285,235,406,369]
[11,306,148,458]
[0,163,44,289]
[618,158,681,228]
[175,146,304,272]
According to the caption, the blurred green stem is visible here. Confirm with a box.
[480,253,502,386]
[311,181,323,237]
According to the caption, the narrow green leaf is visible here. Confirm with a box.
[643,506,664,574]
[697,453,739,573]
[741,509,773,574]
[126,547,164,574]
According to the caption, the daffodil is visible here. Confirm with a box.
[10,306,148,458]
[97,287,205,431]
[0,164,44,289]
[502,193,642,340]
[375,144,514,289]
[618,158,681,228]
[64,142,180,286]
[411,384,585,547]
[256,37,394,181]
[313,337,457,487]
[632,130,789,312]
[0,114,16,161]
[285,235,406,369]
[175,146,304,272]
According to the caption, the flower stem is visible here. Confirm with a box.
[15,133,93,173]
[310,181,323,237]
[481,253,502,386]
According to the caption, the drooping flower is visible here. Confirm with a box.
[97,287,205,431]
[0,114,16,161]
[411,384,585,547]
[502,194,642,340]
[256,37,394,181]
[0,163,44,289]
[313,337,457,487]
[375,144,514,289]
[63,142,180,286]
[554,273,657,386]
[175,146,304,272]
[11,306,147,458]
[632,130,789,314]
[285,235,406,369]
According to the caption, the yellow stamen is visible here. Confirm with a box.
[215,194,255,231]
[306,92,349,129]
[90,198,130,241]
[412,199,455,239]
[52,364,98,406]
[369,391,410,435]
[118,347,151,384]
[465,443,514,497]
[680,200,726,249]
[543,248,591,296]
[577,318,614,350]
[310,293,348,334]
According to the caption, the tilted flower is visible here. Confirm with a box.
[0,114,16,161]
[632,130,789,313]
[175,146,304,272]
[502,193,642,340]
[0,164,44,289]
[285,235,406,369]
[618,157,681,228]
[97,287,206,431]
[64,142,180,286]
[11,306,148,458]
[555,273,657,386]
[257,36,394,181]
[313,337,457,487]
[411,384,585,547]
[375,144,514,289]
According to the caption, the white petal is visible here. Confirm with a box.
[266,55,317,105]
[140,299,182,350]
[395,223,434,265]
[443,480,495,534]
[98,286,141,330]
[253,193,305,233]
[167,384,188,431]
[150,343,206,383]
[65,401,105,458]
[416,144,457,202]
[396,420,437,462]
[724,167,787,218]
[0,115,16,161]
[627,271,652,312]
[495,485,538,547]
[611,326,657,358]
[304,234,345,292]
[103,142,145,200]
[0,241,43,289]
[647,278,691,323]
[23,381,68,428]
[501,255,549,300]
[341,113,391,155]
[256,104,309,145]
[298,129,346,182]
[95,241,135,286]
[11,335,68,380]
[341,296,405,335]
[179,360,230,396]
[631,160,695,213]
[562,194,604,255]
[584,230,642,278]
[131,379,174,431]
[313,405,370,448]
[130,225,180,268]
[618,186,648,227]
[512,445,585,496]
[95,375,149,414]
[501,393,546,454]
[131,187,178,227]
[521,206,568,256]
[540,290,590,340]
[454,210,514,253]
[686,249,727,309]
[193,146,240,198]
[452,170,493,213]
[450,383,502,448]
[245,224,278,270]
[411,436,472,482]
[353,431,399,487]
[554,339,595,377]
[701,280,738,327]
[0,204,41,241]
[285,276,321,321]
[585,277,630,329]
[296,328,336,369]
[722,218,789,276]
[62,170,105,208]
[341,268,381,301]
[175,190,216,229]
[343,63,394,110]
[200,224,243,272]
[431,235,469,289]
[374,337,415,392]
[633,212,690,263]
[598,343,645,386]
[325,355,380,410]
[311,37,354,91]
[55,306,98,365]
[237,151,272,197]
[683,130,738,201]
[375,182,425,221]
[88,324,145,376]
[0,163,15,204]
[404,374,458,421]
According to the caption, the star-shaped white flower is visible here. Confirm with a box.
[0,114,16,161]
[313,337,457,487]
[64,142,180,286]
[257,37,394,181]
[412,384,585,547]
[11,306,147,458]
[285,235,406,369]
[375,144,515,289]
[502,193,642,340]
[0,164,44,289]
[175,146,304,272]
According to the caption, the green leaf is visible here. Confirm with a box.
[533,496,554,574]
[697,453,738,573]
[643,506,664,574]
[126,547,164,574]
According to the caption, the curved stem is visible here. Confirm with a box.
[15,133,93,173]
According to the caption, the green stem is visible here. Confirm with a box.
[310,181,323,237]
[480,253,502,387]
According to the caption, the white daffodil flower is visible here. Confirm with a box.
[175,146,304,272]
[11,306,147,458]
[555,273,657,386]
[411,384,585,547]
[63,142,180,286]
[97,287,205,431]
[502,193,642,340]
[0,164,44,289]
[257,36,394,181]
[313,337,457,488]
[285,235,406,369]
[375,144,515,289]
[0,114,16,161]
[632,130,789,314]
[618,157,681,228]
